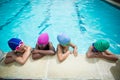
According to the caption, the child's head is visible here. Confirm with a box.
[93,39,110,52]
[8,38,25,53]
[57,33,71,46]
[37,33,49,47]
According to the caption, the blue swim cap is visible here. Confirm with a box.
[57,33,71,46]
[8,38,22,50]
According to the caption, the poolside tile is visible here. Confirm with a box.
[0,56,49,79]
[94,55,120,80]
[0,54,119,79]
[47,54,101,79]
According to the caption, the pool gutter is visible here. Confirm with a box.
[103,0,120,9]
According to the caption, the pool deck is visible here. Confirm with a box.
[0,54,120,80]
[104,0,120,9]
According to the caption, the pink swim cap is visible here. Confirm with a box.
[37,33,49,45]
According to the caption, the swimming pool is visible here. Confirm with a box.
[0,0,120,54]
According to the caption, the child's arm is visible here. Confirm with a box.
[48,42,56,54]
[12,46,31,65]
[33,43,55,55]
[86,46,97,58]
[57,44,70,62]
[70,43,78,56]
[101,50,118,61]
[4,52,15,64]
[35,44,39,49]
[86,46,92,58]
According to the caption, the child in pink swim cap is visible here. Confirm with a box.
[37,33,49,45]
[32,33,55,60]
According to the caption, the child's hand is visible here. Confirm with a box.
[70,51,72,54]
[28,46,31,50]
[73,50,78,57]
[26,46,32,54]
[94,52,103,58]
[67,50,71,54]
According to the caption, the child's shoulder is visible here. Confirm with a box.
[48,42,52,44]
[57,44,62,48]
[7,51,14,55]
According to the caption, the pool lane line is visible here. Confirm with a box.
[38,0,53,34]
[74,1,87,33]
[39,24,51,34]
[0,1,30,30]
[38,17,50,29]
[0,0,12,6]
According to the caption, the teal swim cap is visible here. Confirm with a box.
[94,40,110,52]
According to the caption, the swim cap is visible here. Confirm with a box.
[37,33,49,45]
[94,40,110,52]
[57,33,71,46]
[8,38,22,50]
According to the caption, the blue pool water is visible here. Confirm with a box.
[0,0,120,54]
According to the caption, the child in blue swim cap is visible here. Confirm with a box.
[86,39,118,62]
[57,33,78,62]
[4,38,32,65]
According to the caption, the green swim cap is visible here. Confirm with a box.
[94,40,110,52]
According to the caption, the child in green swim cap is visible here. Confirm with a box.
[86,39,118,62]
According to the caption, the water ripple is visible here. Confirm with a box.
[0,1,30,30]
[0,0,12,6]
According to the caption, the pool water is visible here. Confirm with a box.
[0,0,120,54]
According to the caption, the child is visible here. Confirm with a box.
[57,33,78,62]
[32,33,55,60]
[4,38,31,65]
[86,39,118,61]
